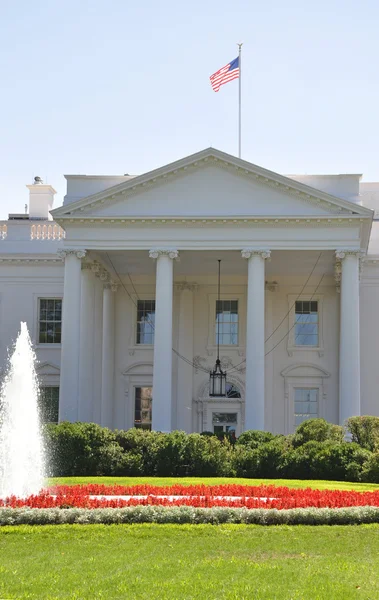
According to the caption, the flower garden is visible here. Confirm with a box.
[2,481,379,526]
[4,483,379,510]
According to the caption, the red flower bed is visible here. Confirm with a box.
[1,484,379,510]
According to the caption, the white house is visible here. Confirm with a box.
[1,147,379,435]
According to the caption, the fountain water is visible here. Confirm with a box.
[0,322,45,498]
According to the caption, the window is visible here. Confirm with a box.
[134,387,152,429]
[212,412,238,434]
[226,383,241,398]
[294,388,318,427]
[136,300,155,345]
[39,386,59,423]
[294,301,318,347]
[215,300,238,345]
[38,299,62,344]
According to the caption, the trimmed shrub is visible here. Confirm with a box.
[43,419,376,480]
[346,416,379,452]
[314,443,372,482]
[280,441,329,480]
[3,506,379,526]
[230,445,259,478]
[292,418,344,448]
[236,430,278,449]
[361,452,379,483]
[254,437,290,478]
[44,422,124,477]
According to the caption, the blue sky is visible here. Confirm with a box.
[0,0,378,217]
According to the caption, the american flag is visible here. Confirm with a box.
[210,57,239,92]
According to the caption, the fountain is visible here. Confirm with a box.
[0,322,45,498]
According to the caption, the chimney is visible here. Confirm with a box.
[26,176,57,220]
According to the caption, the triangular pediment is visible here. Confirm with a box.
[36,361,60,376]
[51,148,373,221]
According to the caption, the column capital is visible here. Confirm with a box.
[58,248,86,260]
[241,248,271,260]
[335,249,364,260]
[149,248,179,260]
[104,281,119,292]
[81,261,93,271]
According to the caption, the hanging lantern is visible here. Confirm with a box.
[210,358,227,397]
[209,260,227,397]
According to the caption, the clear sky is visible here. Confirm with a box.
[0,0,378,218]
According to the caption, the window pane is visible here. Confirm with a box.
[295,300,318,346]
[294,388,318,427]
[134,387,152,429]
[39,298,62,345]
[39,387,59,423]
[215,300,238,345]
[136,301,155,344]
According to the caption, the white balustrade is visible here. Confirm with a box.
[30,223,65,240]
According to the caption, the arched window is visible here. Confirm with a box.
[226,383,241,398]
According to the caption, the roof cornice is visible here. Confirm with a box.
[51,148,374,219]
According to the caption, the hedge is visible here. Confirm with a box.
[2,505,379,526]
[42,417,379,483]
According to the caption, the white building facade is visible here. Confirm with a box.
[1,148,379,435]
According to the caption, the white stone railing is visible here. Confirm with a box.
[0,221,65,241]
[30,223,66,240]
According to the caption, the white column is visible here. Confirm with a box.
[241,248,271,431]
[176,282,196,432]
[149,248,178,432]
[92,266,103,424]
[79,263,95,421]
[101,281,117,428]
[58,249,86,422]
[336,250,361,424]
[265,281,277,432]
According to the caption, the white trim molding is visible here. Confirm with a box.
[149,248,179,260]
[121,362,153,429]
[57,248,87,260]
[287,294,324,357]
[281,363,331,434]
[206,292,246,356]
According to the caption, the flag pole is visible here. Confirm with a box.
[237,42,243,158]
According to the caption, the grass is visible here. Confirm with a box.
[47,475,379,491]
[1,523,379,599]
[3,478,379,598]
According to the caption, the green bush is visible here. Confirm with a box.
[44,422,124,477]
[43,418,378,481]
[361,452,379,483]
[314,443,372,482]
[292,418,344,447]
[230,445,259,478]
[346,416,379,452]
[254,437,290,478]
[280,441,328,480]
[236,430,278,449]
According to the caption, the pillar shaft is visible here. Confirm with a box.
[337,250,361,424]
[79,265,95,421]
[176,283,196,432]
[242,249,270,431]
[149,249,178,432]
[101,283,116,428]
[58,249,86,422]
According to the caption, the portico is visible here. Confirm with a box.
[47,148,373,434]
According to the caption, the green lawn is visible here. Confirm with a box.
[1,523,379,599]
[48,475,379,491]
